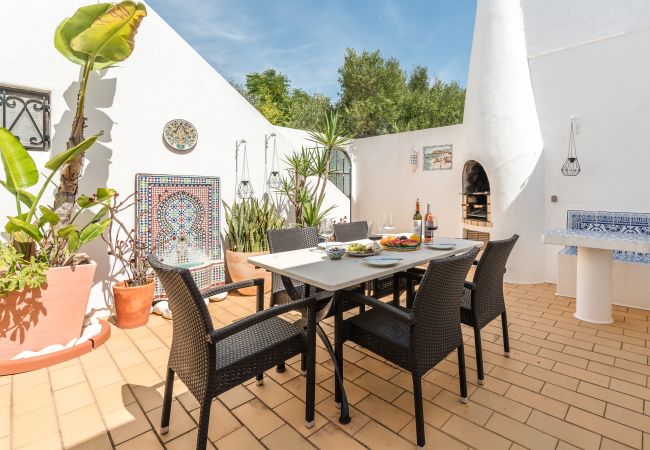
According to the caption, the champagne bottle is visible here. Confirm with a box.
[412,199,422,242]
[424,203,434,243]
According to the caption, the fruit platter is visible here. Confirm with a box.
[380,235,421,252]
[346,242,381,256]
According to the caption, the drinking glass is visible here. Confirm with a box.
[368,222,382,251]
[382,213,395,235]
[319,218,334,250]
[426,215,439,241]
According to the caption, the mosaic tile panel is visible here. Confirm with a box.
[560,210,650,264]
[136,174,225,300]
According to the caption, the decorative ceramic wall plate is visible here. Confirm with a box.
[163,119,198,151]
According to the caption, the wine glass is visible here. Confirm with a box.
[319,218,334,250]
[368,222,382,251]
[382,213,395,235]
[426,215,439,242]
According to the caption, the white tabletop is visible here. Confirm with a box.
[543,228,650,253]
[248,238,482,292]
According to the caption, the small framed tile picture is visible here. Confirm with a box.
[423,144,453,171]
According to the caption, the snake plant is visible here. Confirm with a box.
[223,198,284,252]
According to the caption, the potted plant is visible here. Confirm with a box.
[223,198,284,295]
[0,129,114,359]
[101,193,154,328]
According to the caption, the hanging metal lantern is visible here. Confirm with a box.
[265,133,282,191]
[561,118,581,176]
[235,139,254,200]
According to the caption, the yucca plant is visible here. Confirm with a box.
[223,198,284,253]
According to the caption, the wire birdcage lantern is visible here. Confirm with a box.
[561,118,581,176]
[265,133,282,191]
[235,139,254,200]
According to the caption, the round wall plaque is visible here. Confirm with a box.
[163,119,198,151]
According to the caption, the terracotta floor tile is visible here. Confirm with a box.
[553,361,611,387]
[433,389,493,426]
[231,398,284,438]
[12,405,59,448]
[504,385,568,419]
[120,362,161,386]
[578,381,645,412]
[104,403,152,445]
[605,403,650,433]
[423,368,477,396]
[110,349,147,369]
[66,433,113,450]
[389,371,442,400]
[398,419,468,449]
[86,363,124,391]
[12,381,53,416]
[13,434,61,450]
[470,386,531,422]
[488,366,544,392]
[523,365,580,390]
[541,383,606,415]
[0,408,9,438]
[146,400,195,442]
[165,428,215,450]
[315,399,371,435]
[0,385,8,410]
[486,412,557,450]
[273,397,327,436]
[442,414,510,450]
[308,422,365,450]
[93,382,136,415]
[262,424,316,449]
[11,368,48,391]
[353,372,404,402]
[218,384,255,409]
[321,359,366,381]
[355,394,412,432]
[355,356,400,379]
[59,404,106,448]
[391,391,451,427]
[246,377,293,408]
[566,406,642,448]
[189,399,241,442]
[353,420,413,450]
[114,431,163,450]
[53,382,94,415]
[320,374,369,405]
[264,364,301,384]
[214,424,265,450]
[610,378,650,401]
[282,373,330,404]
[0,437,7,450]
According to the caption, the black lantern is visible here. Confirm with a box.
[265,133,282,190]
[561,118,581,176]
[235,139,254,200]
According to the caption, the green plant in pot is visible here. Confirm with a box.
[0,129,115,361]
[223,198,284,295]
[101,193,154,329]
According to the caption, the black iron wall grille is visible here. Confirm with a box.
[0,85,51,150]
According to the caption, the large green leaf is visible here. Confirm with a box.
[7,217,43,241]
[79,219,111,245]
[0,128,38,191]
[44,133,101,172]
[54,3,113,67]
[0,180,35,208]
[55,2,147,70]
[39,206,60,226]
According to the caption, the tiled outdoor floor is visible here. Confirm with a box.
[4,282,650,449]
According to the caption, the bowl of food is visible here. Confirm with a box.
[380,235,421,252]
[325,246,347,260]
[346,242,378,257]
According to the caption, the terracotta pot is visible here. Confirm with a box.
[225,250,272,295]
[0,262,96,360]
[113,280,155,329]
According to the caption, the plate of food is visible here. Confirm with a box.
[346,242,381,257]
[380,235,421,252]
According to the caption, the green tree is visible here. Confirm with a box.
[285,90,332,131]
[337,48,407,137]
[245,69,290,125]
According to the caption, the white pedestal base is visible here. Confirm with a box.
[575,247,613,323]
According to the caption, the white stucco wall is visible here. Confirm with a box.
[523,0,650,281]
[1,0,348,316]
[351,125,464,238]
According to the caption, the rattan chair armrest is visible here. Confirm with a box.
[207,295,318,343]
[464,281,476,291]
[473,259,479,265]
[341,290,413,325]
[397,270,424,282]
[201,279,264,299]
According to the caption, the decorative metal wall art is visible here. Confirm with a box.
[0,85,50,150]
[561,117,581,176]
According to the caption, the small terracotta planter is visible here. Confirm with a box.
[225,250,271,295]
[0,262,96,360]
[113,280,155,329]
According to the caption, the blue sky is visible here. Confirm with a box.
[147,0,477,99]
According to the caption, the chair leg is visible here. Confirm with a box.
[276,362,286,373]
[195,397,212,450]
[300,352,307,376]
[305,346,316,428]
[412,374,426,449]
[501,311,510,357]
[160,367,174,434]
[457,343,468,403]
[473,326,485,385]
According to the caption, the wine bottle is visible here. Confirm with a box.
[424,203,434,243]
[412,199,422,242]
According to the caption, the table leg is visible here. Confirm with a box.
[575,247,613,324]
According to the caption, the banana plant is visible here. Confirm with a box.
[53,1,147,225]
[0,128,114,267]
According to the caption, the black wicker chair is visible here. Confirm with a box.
[148,256,318,450]
[335,247,479,449]
[461,234,519,385]
[333,221,410,302]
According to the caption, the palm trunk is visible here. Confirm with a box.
[54,62,91,225]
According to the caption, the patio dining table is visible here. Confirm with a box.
[248,237,482,424]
